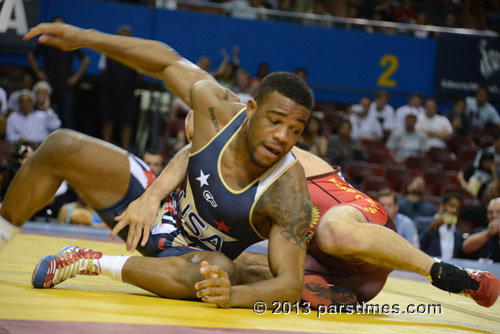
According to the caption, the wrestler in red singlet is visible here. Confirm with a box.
[304,167,397,304]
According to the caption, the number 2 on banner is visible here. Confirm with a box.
[377,54,399,88]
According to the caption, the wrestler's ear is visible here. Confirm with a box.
[246,98,257,120]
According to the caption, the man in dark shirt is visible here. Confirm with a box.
[27,17,89,129]
[99,25,140,149]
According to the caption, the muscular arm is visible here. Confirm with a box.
[229,165,311,307]
[111,144,191,251]
[24,23,213,107]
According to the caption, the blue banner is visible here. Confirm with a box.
[1,0,437,103]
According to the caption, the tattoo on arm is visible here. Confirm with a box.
[209,107,220,132]
[257,174,312,250]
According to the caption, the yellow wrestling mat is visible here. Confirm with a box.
[1,232,499,334]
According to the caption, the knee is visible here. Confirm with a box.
[191,253,238,284]
[315,210,367,256]
[40,129,82,161]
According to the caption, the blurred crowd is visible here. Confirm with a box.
[113,0,500,36]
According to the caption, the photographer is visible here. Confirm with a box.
[420,193,467,260]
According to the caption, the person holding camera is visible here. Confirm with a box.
[419,193,467,260]
[462,197,500,262]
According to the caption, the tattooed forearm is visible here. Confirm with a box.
[257,174,312,250]
[209,107,220,132]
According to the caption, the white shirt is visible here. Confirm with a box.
[349,113,383,140]
[416,113,453,148]
[6,108,61,144]
[0,86,7,115]
[395,105,425,129]
[465,97,500,130]
[439,223,456,260]
[369,102,396,130]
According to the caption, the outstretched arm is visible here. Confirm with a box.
[111,144,191,251]
[24,23,213,107]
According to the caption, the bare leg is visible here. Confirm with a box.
[123,251,237,299]
[120,124,133,150]
[0,129,130,227]
[233,251,271,284]
[102,120,114,143]
[315,206,434,276]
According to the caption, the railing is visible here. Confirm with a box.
[169,0,498,38]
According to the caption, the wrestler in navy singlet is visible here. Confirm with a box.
[174,108,297,259]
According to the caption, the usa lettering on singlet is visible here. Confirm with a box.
[173,108,298,259]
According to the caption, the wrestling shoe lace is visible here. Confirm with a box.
[32,246,102,288]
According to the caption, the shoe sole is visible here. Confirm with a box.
[32,255,56,289]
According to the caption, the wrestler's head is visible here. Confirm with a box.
[245,72,312,169]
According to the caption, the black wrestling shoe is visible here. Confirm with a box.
[430,262,500,307]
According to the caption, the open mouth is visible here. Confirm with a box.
[263,144,281,157]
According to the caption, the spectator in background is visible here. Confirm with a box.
[395,92,424,128]
[213,46,240,89]
[99,25,141,150]
[395,0,418,23]
[369,90,396,130]
[5,90,61,145]
[271,0,297,23]
[0,86,7,138]
[462,197,500,262]
[303,1,333,28]
[33,81,53,112]
[458,151,495,200]
[466,86,500,133]
[27,17,89,129]
[473,136,500,175]
[249,62,269,96]
[349,97,383,143]
[233,69,253,104]
[386,110,429,164]
[143,149,164,177]
[378,188,420,248]
[398,175,438,234]
[415,97,452,149]
[295,67,314,107]
[57,196,104,227]
[413,12,433,39]
[0,86,7,116]
[7,74,34,114]
[420,193,466,260]
[443,12,459,28]
[325,119,366,168]
[196,56,212,73]
[297,116,327,158]
[447,97,474,147]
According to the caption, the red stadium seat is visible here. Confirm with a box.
[361,175,391,193]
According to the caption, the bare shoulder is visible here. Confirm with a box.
[254,162,312,250]
[292,146,333,177]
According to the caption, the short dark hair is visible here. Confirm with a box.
[255,72,313,110]
[453,96,465,105]
[144,148,162,156]
[377,188,397,203]
[443,193,463,207]
[478,86,489,96]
